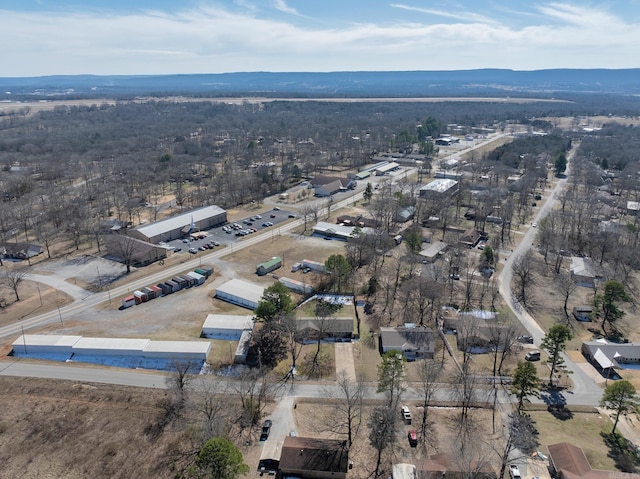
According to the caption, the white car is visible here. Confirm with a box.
[531,222,537,227]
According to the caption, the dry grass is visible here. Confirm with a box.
[529,409,617,471]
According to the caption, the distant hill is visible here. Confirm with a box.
[1,69,639,99]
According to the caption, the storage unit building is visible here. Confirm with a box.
[215,279,266,310]
[11,334,82,357]
[256,256,282,276]
[235,330,252,364]
[201,314,255,340]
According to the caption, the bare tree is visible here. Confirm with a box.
[165,359,199,406]
[368,406,397,478]
[511,252,537,307]
[189,377,235,441]
[555,271,577,322]
[323,371,364,448]
[3,266,28,302]
[416,358,442,449]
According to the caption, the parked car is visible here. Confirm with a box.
[260,420,272,441]
[270,214,276,218]
[401,406,412,424]
[525,350,541,361]
[517,335,534,344]
[508,464,522,479]
[449,273,460,280]
[408,430,417,447]
[188,248,197,254]
[256,215,262,219]
[174,247,182,252]
[273,207,280,210]
[288,214,296,218]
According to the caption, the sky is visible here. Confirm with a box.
[1,1,639,77]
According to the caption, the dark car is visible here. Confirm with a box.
[260,420,272,441]
[517,335,534,344]
[408,430,417,447]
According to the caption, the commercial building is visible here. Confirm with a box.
[106,234,168,266]
[215,279,266,310]
[129,205,227,243]
[201,314,254,340]
[419,179,458,200]
[582,339,640,374]
[11,334,211,370]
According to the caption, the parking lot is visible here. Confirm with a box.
[161,207,297,254]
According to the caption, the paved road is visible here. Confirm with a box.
[497,147,603,407]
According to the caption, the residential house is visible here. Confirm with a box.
[419,241,448,263]
[548,442,639,479]
[296,317,354,341]
[380,326,435,360]
[570,256,598,287]
[278,436,349,479]
[1,243,43,260]
[582,339,640,375]
[458,228,483,248]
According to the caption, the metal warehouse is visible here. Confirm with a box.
[12,335,211,367]
[129,205,227,243]
[202,314,255,340]
[215,279,266,310]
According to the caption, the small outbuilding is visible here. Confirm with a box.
[257,256,282,276]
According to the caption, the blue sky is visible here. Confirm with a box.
[1,1,639,76]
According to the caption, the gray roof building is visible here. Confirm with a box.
[380,326,435,360]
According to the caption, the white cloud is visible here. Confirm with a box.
[0,3,638,76]
[273,0,302,16]
[390,3,501,25]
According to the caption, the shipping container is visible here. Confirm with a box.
[157,283,172,295]
[195,267,213,278]
[172,277,188,290]
[187,271,206,286]
[179,275,196,288]
[149,285,163,298]
[133,290,147,304]
[121,295,136,309]
[301,259,325,272]
[142,286,156,300]
[165,280,180,293]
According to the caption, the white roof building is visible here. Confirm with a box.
[419,179,458,199]
[202,314,255,340]
[215,279,266,310]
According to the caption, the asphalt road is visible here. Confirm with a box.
[498,147,603,407]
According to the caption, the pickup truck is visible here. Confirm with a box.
[508,464,521,479]
[401,406,412,424]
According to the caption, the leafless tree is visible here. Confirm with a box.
[189,377,235,441]
[165,359,199,406]
[3,265,28,302]
[511,252,537,307]
[323,371,364,448]
[416,358,442,450]
[555,271,578,322]
[234,367,278,429]
[368,406,397,479]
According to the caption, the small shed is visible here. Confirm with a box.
[573,305,593,321]
[257,256,282,276]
